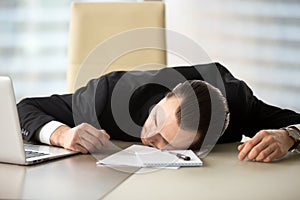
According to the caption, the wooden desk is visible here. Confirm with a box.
[0,143,299,199]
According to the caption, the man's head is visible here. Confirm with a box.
[141,80,229,150]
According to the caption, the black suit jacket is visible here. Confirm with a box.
[17,63,300,144]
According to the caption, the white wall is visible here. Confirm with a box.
[165,0,300,112]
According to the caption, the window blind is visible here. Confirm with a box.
[165,0,300,112]
[0,0,137,102]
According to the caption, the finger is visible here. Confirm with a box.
[255,143,276,161]
[238,143,245,151]
[238,142,248,161]
[68,142,89,154]
[247,131,280,161]
[74,143,89,154]
[263,149,279,163]
[79,131,104,152]
[247,140,270,161]
[82,129,110,150]
[96,130,110,146]
[100,129,110,139]
[263,144,288,163]
[238,139,261,161]
[239,131,271,160]
[79,123,110,139]
[79,124,110,146]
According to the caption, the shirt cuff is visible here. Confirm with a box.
[38,121,66,145]
[288,124,300,133]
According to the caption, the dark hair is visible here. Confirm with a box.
[166,80,229,150]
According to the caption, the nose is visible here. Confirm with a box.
[142,134,156,147]
[142,133,167,149]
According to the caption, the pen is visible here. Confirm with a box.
[168,152,191,161]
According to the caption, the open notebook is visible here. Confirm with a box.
[97,145,202,168]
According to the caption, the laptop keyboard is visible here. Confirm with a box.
[25,150,49,159]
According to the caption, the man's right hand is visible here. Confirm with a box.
[50,123,110,154]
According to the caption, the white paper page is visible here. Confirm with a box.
[97,145,142,167]
[97,145,202,168]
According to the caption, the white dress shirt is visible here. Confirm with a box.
[37,121,66,145]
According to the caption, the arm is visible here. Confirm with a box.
[18,95,111,153]
[236,81,300,162]
[17,94,75,141]
[17,76,111,153]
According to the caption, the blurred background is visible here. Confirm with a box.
[0,0,299,112]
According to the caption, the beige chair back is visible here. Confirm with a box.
[67,2,166,92]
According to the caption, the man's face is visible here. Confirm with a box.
[141,96,198,150]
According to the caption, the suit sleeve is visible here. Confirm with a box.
[239,81,300,137]
[17,75,110,142]
[17,94,74,141]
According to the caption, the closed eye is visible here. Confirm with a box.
[154,109,158,127]
[150,105,159,127]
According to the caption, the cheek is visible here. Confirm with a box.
[141,118,155,138]
[160,124,180,142]
[170,131,198,149]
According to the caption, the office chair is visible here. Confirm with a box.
[67,2,166,92]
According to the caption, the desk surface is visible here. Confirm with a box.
[104,143,300,200]
[1,143,299,200]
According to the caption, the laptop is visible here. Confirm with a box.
[0,76,78,165]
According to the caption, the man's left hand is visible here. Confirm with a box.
[238,129,294,162]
